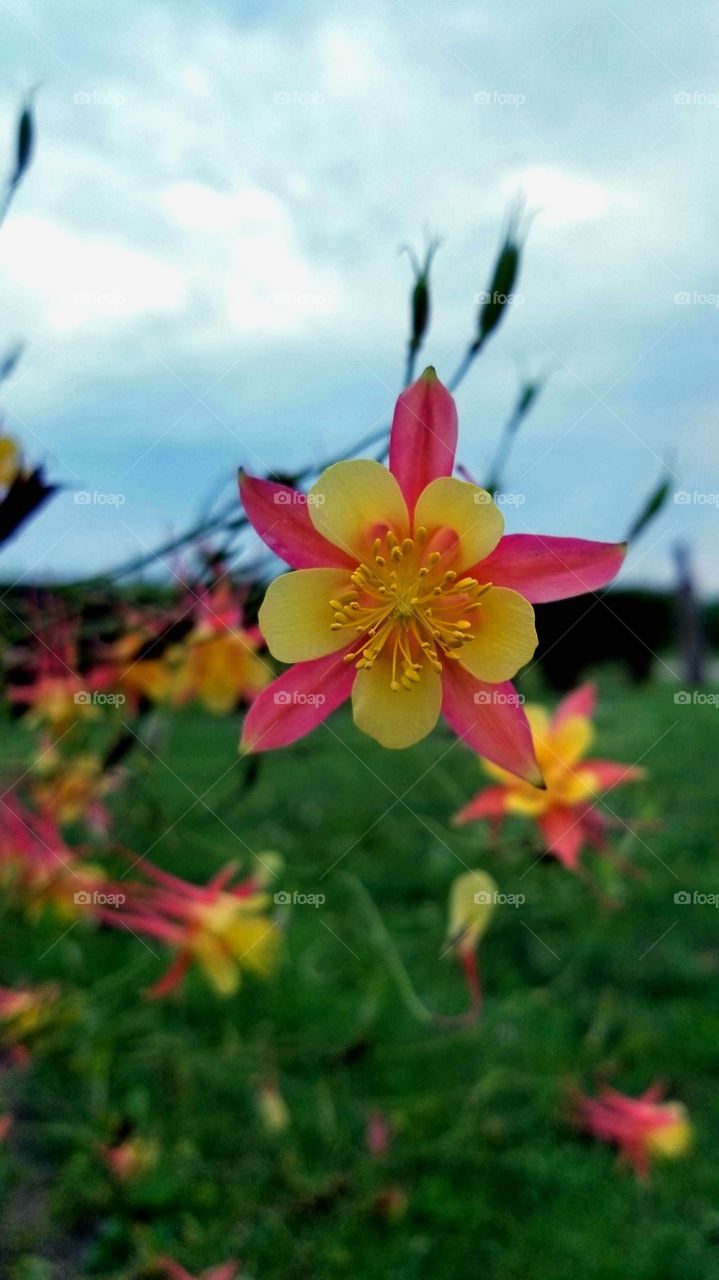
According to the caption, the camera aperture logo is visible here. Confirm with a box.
[274,889,325,908]
[473,690,525,706]
[674,890,719,907]
[74,490,126,507]
[74,690,126,707]
[674,690,719,708]
[272,490,325,506]
[474,890,524,907]
[74,889,125,907]
[273,690,325,706]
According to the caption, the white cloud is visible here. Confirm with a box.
[0,215,186,332]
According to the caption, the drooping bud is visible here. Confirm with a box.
[445,869,497,956]
[257,1078,291,1134]
[473,197,527,352]
[1,93,36,225]
[625,464,672,542]
[401,235,441,384]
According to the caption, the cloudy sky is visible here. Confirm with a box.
[0,0,717,591]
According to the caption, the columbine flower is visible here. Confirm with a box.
[184,579,270,713]
[0,982,60,1062]
[0,795,104,917]
[100,1133,159,1182]
[103,861,279,998]
[454,684,643,869]
[109,623,192,709]
[30,750,111,829]
[578,1085,691,1179]
[240,370,626,780]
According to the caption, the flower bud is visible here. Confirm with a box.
[445,869,497,955]
[474,198,527,350]
[402,236,441,362]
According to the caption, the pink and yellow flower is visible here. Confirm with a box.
[100,1133,159,1182]
[0,795,105,917]
[578,1084,691,1179]
[30,750,111,829]
[184,580,270,713]
[103,860,279,998]
[0,981,60,1059]
[240,370,626,780]
[454,684,643,868]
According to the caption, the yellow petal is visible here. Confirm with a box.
[525,705,551,742]
[226,917,279,977]
[308,460,409,558]
[351,650,441,748]
[458,587,537,683]
[548,714,593,768]
[504,787,549,816]
[259,568,353,663]
[191,935,241,996]
[413,477,504,567]
[645,1107,692,1159]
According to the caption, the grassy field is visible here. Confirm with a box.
[1,676,718,1280]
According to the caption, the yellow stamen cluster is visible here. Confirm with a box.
[329,528,491,690]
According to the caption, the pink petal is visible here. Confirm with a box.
[241,652,355,752]
[240,471,354,570]
[388,369,458,514]
[475,535,627,603]
[453,786,509,825]
[580,760,645,791]
[553,682,596,726]
[537,808,584,869]
[146,952,191,1000]
[440,663,541,784]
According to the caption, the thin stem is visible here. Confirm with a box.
[447,340,482,394]
[484,411,521,496]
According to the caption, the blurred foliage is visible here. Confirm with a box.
[0,678,717,1277]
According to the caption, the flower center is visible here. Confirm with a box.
[329,527,491,690]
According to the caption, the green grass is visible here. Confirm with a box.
[1,676,718,1279]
